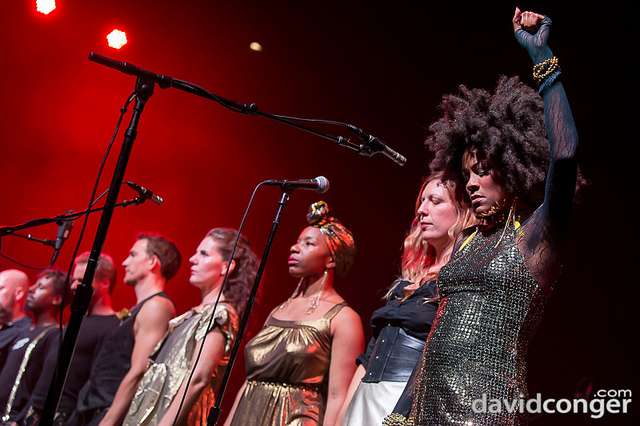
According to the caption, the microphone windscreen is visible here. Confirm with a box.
[315,176,330,193]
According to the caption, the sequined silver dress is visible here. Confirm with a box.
[410,222,545,425]
[398,19,580,424]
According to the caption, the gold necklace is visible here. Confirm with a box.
[278,270,329,315]
[305,270,328,315]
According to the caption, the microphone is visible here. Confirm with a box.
[125,182,164,205]
[346,125,407,166]
[263,176,330,193]
[50,212,75,265]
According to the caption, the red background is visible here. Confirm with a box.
[0,2,634,424]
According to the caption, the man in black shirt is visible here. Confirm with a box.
[0,268,66,423]
[74,232,180,426]
[21,252,123,426]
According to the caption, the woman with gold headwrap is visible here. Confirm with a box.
[224,201,364,426]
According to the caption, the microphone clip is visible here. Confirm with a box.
[124,182,164,206]
[346,124,407,166]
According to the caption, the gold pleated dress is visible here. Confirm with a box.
[229,302,347,426]
[124,302,238,426]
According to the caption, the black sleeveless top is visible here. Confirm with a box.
[76,292,173,412]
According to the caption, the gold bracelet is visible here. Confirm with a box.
[533,57,557,75]
[382,413,414,426]
[533,57,560,85]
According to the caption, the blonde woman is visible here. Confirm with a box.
[338,173,476,425]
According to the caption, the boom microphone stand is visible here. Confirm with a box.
[0,196,158,246]
[40,76,157,425]
[86,53,407,166]
[0,196,150,269]
[207,189,291,425]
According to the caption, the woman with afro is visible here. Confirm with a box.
[384,8,580,425]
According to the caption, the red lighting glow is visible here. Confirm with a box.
[36,0,56,15]
[107,29,128,49]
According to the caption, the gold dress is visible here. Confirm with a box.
[229,302,347,426]
[124,302,238,426]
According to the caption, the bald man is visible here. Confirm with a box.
[0,269,33,370]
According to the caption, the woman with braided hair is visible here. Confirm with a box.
[225,201,364,426]
[384,8,581,425]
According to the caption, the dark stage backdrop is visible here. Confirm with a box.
[0,2,635,425]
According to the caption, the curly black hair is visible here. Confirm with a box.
[37,267,68,310]
[426,75,551,212]
[206,228,259,318]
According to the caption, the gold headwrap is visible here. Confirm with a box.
[306,201,356,276]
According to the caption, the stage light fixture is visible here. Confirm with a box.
[107,29,128,49]
[250,42,263,52]
[36,0,56,15]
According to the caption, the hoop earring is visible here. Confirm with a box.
[495,197,519,247]
[278,278,303,312]
[476,197,508,219]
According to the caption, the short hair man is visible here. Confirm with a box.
[21,252,123,426]
[74,233,181,426]
[0,268,66,423]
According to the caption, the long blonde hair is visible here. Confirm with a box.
[385,172,477,300]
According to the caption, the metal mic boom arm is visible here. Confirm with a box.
[88,53,407,162]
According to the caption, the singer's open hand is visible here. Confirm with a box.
[512,7,545,34]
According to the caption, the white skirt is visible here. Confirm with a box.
[341,381,407,426]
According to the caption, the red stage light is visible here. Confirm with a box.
[107,29,128,49]
[36,0,56,15]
